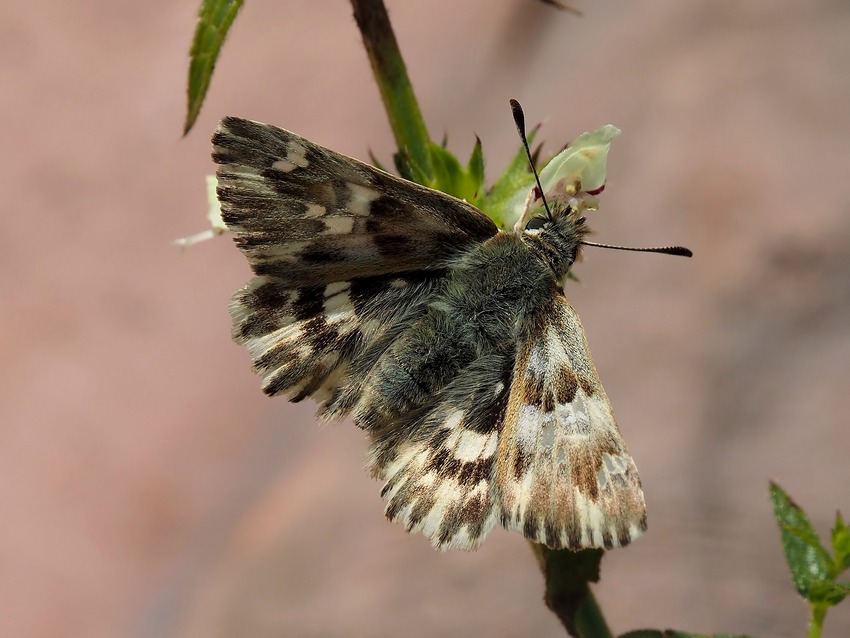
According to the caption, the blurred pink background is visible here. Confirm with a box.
[3,1,850,636]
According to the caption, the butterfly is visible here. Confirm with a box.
[212,112,682,551]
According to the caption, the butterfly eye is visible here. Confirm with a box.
[525,216,548,231]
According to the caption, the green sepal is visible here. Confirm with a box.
[478,126,538,229]
[424,138,486,205]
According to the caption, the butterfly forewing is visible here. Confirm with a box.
[213,117,498,285]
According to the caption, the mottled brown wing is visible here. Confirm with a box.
[214,117,499,407]
[213,117,498,286]
[373,353,514,550]
[495,293,647,550]
[230,271,442,405]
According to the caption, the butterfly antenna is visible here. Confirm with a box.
[580,240,693,258]
[510,99,553,222]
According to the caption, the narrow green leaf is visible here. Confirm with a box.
[832,511,850,575]
[467,136,485,201]
[783,524,832,559]
[770,482,832,599]
[185,0,244,135]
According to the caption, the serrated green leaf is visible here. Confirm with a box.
[185,0,244,134]
[832,511,850,575]
[783,523,831,556]
[806,579,850,605]
[770,482,832,600]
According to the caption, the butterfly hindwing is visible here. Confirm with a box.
[374,354,514,550]
[495,293,647,550]
[213,117,498,286]
[231,269,445,412]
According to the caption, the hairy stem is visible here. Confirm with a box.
[532,543,612,637]
[350,0,433,179]
[808,603,827,638]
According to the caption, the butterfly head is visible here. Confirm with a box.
[520,203,590,281]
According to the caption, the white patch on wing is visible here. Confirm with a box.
[482,431,498,458]
[346,183,381,216]
[527,343,547,376]
[324,281,350,297]
[325,298,353,324]
[377,414,500,550]
[243,325,303,359]
[304,203,326,218]
[516,404,541,448]
[271,140,309,172]
[217,162,263,182]
[322,216,356,235]
[272,159,298,173]
[575,490,607,547]
[453,429,491,462]
[250,241,311,261]
[444,408,464,430]
[288,141,309,166]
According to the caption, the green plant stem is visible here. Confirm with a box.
[350,0,433,179]
[808,603,827,638]
[532,543,611,637]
